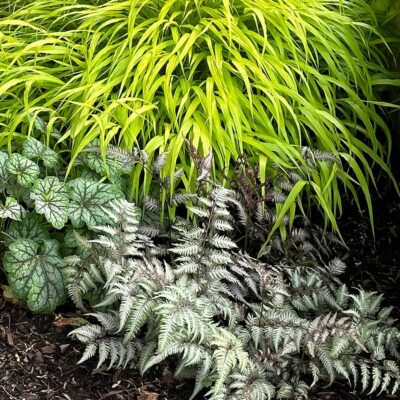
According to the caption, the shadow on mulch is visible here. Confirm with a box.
[0,187,399,400]
[341,192,400,316]
[0,301,194,400]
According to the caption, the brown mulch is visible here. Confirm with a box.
[0,188,399,400]
[0,302,193,400]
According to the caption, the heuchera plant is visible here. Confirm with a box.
[0,137,132,313]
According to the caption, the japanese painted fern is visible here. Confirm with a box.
[69,189,400,399]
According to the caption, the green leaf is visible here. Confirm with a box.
[0,0,397,233]
[81,151,132,180]
[0,151,10,184]
[6,184,34,207]
[258,180,308,257]
[28,114,61,140]
[67,178,123,228]
[0,197,25,220]
[22,137,59,169]
[29,114,46,134]
[3,239,66,313]
[7,153,40,187]
[31,177,69,229]
[22,137,44,160]
[80,168,101,182]
[42,149,59,169]
[4,212,50,246]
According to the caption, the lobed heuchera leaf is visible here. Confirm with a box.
[82,152,132,179]
[5,182,34,208]
[67,178,123,228]
[3,239,66,313]
[80,168,101,182]
[22,137,59,169]
[22,137,44,160]
[0,197,25,220]
[6,153,40,187]
[31,177,69,229]
[42,149,59,169]
[4,212,50,246]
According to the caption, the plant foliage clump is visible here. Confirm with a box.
[69,187,400,399]
[0,139,398,397]
[0,138,136,313]
[0,0,398,228]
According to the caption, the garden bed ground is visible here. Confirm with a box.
[0,299,195,400]
[0,186,399,400]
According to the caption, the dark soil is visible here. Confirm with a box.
[341,186,400,315]
[0,187,399,400]
[0,300,195,400]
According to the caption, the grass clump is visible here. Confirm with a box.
[0,0,398,231]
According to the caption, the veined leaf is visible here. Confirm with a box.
[80,148,133,181]
[42,149,59,169]
[22,137,59,169]
[4,212,50,246]
[7,153,40,187]
[31,177,69,229]
[67,178,123,228]
[0,197,25,220]
[0,151,10,184]
[22,137,46,160]
[3,239,66,313]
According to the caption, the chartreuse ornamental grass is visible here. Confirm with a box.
[0,0,398,232]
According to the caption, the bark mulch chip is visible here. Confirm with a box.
[0,302,193,400]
